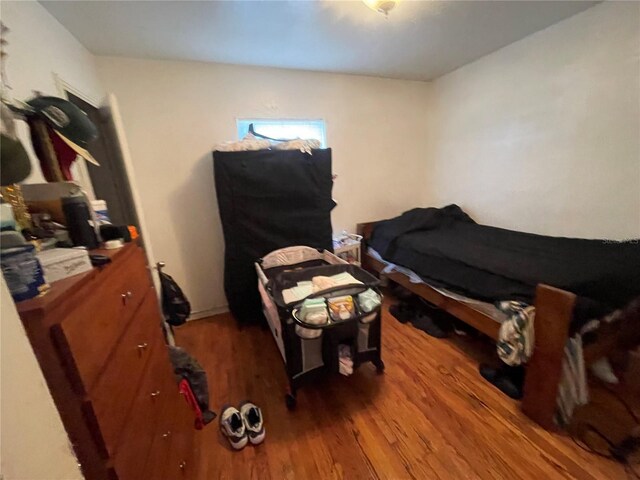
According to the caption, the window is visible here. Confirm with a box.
[237,119,327,147]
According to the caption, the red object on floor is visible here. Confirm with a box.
[178,378,204,430]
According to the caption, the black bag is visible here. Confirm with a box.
[160,271,191,326]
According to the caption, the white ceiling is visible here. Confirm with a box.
[41,0,598,81]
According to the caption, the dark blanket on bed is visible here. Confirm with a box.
[369,205,640,328]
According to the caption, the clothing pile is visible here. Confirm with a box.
[273,138,321,154]
[215,132,321,154]
[496,301,536,366]
[214,133,271,152]
[168,346,216,427]
[557,296,640,426]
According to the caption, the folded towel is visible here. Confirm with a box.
[282,284,314,304]
[312,276,337,292]
[330,272,362,286]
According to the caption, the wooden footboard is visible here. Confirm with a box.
[523,285,575,430]
[357,221,576,431]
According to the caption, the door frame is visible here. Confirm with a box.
[53,75,170,331]
[53,74,157,277]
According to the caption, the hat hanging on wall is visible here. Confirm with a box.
[0,102,31,186]
[24,95,100,166]
[0,133,31,186]
[1,23,32,186]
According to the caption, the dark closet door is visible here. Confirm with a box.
[67,92,140,229]
[214,148,335,324]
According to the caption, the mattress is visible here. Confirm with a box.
[368,248,508,324]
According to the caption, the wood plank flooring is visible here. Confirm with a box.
[175,302,627,479]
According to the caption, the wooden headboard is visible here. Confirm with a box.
[356,221,379,245]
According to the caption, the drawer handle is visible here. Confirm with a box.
[162,431,171,438]
[136,342,149,352]
[121,291,134,305]
[150,390,161,398]
[179,461,187,470]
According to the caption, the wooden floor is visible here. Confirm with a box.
[175,302,627,480]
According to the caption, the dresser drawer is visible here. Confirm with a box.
[143,386,197,480]
[141,382,194,480]
[53,246,152,393]
[111,340,177,480]
[139,403,179,480]
[86,288,164,456]
[165,395,197,480]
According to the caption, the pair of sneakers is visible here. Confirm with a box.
[219,401,265,450]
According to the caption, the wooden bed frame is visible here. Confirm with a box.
[357,221,636,431]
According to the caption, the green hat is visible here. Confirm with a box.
[1,133,31,186]
[25,96,99,165]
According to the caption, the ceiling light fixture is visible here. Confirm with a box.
[363,0,398,17]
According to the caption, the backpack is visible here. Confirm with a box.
[160,271,191,326]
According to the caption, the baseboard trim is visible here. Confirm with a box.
[189,306,229,321]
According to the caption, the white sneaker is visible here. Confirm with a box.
[220,405,248,450]
[239,401,265,445]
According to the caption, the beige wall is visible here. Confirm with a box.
[426,1,640,239]
[1,2,104,478]
[95,57,431,317]
[0,278,82,480]
[2,1,105,187]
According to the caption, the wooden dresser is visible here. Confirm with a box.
[17,242,197,480]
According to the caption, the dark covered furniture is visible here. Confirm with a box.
[213,148,335,324]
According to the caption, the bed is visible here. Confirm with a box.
[357,205,640,430]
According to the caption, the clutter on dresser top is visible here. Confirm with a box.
[1,182,139,302]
